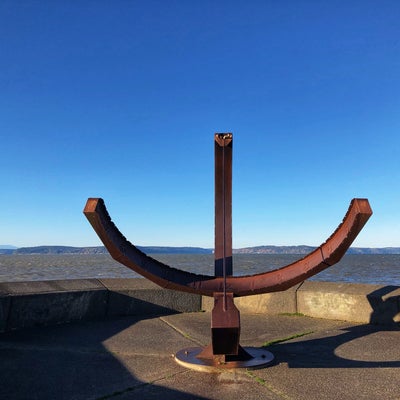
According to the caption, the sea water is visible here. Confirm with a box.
[0,253,399,285]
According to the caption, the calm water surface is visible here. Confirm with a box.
[0,254,399,285]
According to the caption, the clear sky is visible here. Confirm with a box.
[1,1,399,249]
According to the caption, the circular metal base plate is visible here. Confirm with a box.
[175,347,274,372]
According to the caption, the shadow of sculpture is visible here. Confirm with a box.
[367,285,400,325]
[268,322,399,369]
[268,285,399,369]
[0,295,209,400]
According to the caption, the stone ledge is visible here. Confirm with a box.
[202,281,400,325]
[0,278,202,332]
[297,281,400,324]
[6,290,108,331]
[0,279,105,295]
[202,284,301,314]
[0,279,399,332]
[99,278,202,316]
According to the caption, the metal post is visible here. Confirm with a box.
[214,133,233,278]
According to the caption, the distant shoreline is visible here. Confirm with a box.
[1,245,400,255]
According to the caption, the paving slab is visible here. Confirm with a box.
[249,324,400,400]
[115,369,284,400]
[0,312,399,400]
[161,312,351,348]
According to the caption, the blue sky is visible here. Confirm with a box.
[1,1,399,248]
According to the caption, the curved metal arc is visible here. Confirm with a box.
[83,198,209,294]
[83,198,372,297]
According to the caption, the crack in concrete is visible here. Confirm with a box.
[159,316,205,346]
[246,371,293,400]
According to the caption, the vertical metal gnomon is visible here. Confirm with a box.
[213,134,238,356]
[175,134,274,370]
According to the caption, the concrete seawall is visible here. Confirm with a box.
[0,278,399,332]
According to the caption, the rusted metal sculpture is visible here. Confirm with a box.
[84,133,372,371]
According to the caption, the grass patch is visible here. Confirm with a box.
[279,312,305,317]
[262,330,314,347]
[246,370,266,385]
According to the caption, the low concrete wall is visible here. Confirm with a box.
[202,281,400,325]
[202,284,301,315]
[297,281,400,324]
[0,278,202,332]
[0,279,399,332]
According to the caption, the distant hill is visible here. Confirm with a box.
[13,246,107,255]
[346,247,400,255]
[138,246,212,254]
[0,245,18,254]
[0,249,15,254]
[11,245,213,255]
[233,245,316,255]
[2,244,400,255]
[233,245,400,255]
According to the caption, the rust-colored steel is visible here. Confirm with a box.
[210,292,239,355]
[214,133,233,277]
[83,197,372,297]
[84,133,372,369]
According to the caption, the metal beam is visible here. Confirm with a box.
[214,133,233,277]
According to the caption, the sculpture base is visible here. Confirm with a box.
[175,346,274,372]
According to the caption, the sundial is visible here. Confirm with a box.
[84,133,372,371]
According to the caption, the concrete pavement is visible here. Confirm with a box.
[1,311,399,400]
